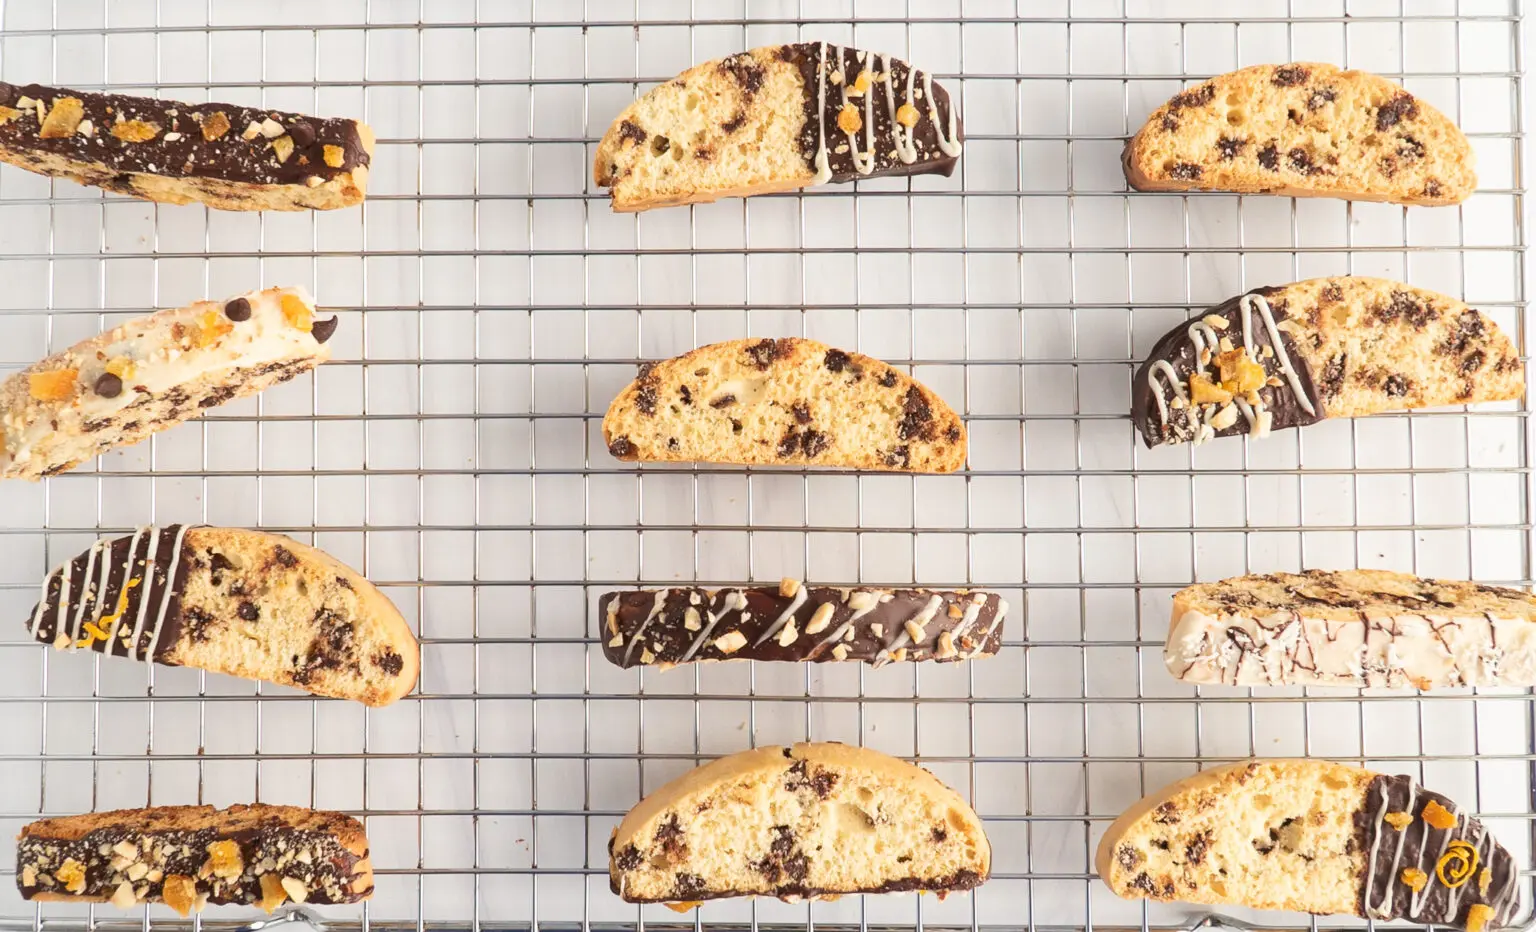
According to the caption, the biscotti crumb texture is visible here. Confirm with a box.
[609,742,989,904]
[17,803,373,913]
[0,286,336,480]
[603,337,966,473]
[1126,62,1475,205]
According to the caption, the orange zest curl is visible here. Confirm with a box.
[1435,840,1478,888]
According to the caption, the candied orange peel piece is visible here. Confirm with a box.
[205,839,243,879]
[1401,867,1428,892]
[162,874,198,917]
[1188,372,1233,405]
[896,103,920,128]
[1467,904,1496,932]
[105,356,136,380]
[323,144,345,168]
[280,293,313,331]
[39,97,84,138]
[29,369,78,401]
[837,103,862,135]
[1383,811,1413,830]
[258,873,288,913]
[1479,867,1493,895]
[55,858,86,894]
[664,901,702,913]
[201,111,231,142]
[1216,348,1266,394]
[197,310,234,347]
[1422,799,1458,830]
[111,119,160,143]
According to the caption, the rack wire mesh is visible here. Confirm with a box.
[0,0,1531,930]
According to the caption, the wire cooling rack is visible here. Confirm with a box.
[0,1,1532,930]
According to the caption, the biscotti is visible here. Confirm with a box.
[17,803,372,914]
[604,337,966,472]
[1125,62,1474,205]
[595,43,961,211]
[1097,760,1519,932]
[600,580,1006,669]
[1132,277,1521,447]
[24,526,418,706]
[1164,568,1536,689]
[609,742,989,904]
[0,82,372,210]
[0,286,336,480]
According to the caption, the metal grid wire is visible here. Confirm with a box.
[0,0,1531,930]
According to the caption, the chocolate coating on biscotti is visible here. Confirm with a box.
[1132,287,1323,447]
[16,804,371,910]
[599,585,1005,668]
[1354,774,1519,929]
[0,82,369,207]
[779,43,962,182]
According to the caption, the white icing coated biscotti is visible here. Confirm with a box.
[0,286,335,480]
[1165,569,1536,689]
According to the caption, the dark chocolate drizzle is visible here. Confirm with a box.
[26,526,195,662]
[1354,774,1520,930]
[1131,286,1324,447]
[0,82,368,188]
[17,810,368,906]
[599,586,1005,668]
[779,43,962,184]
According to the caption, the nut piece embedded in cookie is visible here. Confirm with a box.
[602,337,966,473]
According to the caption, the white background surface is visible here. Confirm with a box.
[0,0,1530,928]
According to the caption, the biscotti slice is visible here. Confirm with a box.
[0,286,336,480]
[1164,568,1536,689]
[594,43,961,211]
[1097,759,1519,932]
[24,526,418,706]
[610,742,989,904]
[1132,277,1522,447]
[0,82,372,210]
[604,337,966,472]
[17,803,372,914]
[600,580,1006,669]
[1125,62,1474,205]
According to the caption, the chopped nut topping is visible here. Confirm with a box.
[947,603,963,619]
[890,647,908,663]
[1209,403,1239,431]
[936,630,957,659]
[805,602,834,635]
[206,839,244,879]
[1384,810,1413,830]
[323,144,346,168]
[77,119,94,136]
[779,577,800,598]
[871,623,884,638]
[29,369,78,401]
[837,103,862,135]
[831,643,850,661]
[56,858,86,894]
[258,873,288,912]
[607,633,622,647]
[0,105,23,126]
[280,293,314,331]
[272,134,295,164]
[1422,799,1458,830]
[683,606,701,631]
[905,619,927,643]
[111,120,160,143]
[1467,904,1496,932]
[1401,867,1428,892]
[777,617,799,647]
[260,117,286,138]
[127,862,149,882]
[242,121,263,140]
[714,630,747,654]
[202,111,231,141]
[39,97,84,138]
[110,881,137,909]
[280,876,309,903]
[640,647,656,664]
[112,840,138,860]
[849,70,872,96]
[896,103,919,127]
[1202,313,1229,329]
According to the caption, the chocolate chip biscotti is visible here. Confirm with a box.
[1164,568,1536,689]
[0,286,335,480]
[600,579,1007,669]
[1097,760,1519,932]
[1133,277,1522,447]
[610,742,989,905]
[25,526,418,706]
[1125,63,1474,205]
[604,337,966,472]
[595,43,961,211]
[17,803,372,914]
[0,82,372,209]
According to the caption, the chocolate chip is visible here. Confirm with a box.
[1169,162,1202,181]
[1383,374,1410,397]
[655,814,688,862]
[1169,83,1215,109]
[1397,134,1425,161]
[93,372,122,398]
[287,121,316,149]
[310,315,338,344]
[614,844,642,871]
[1321,283,1344,304]
[730,418,743,434]
[617,120,647,145]
[824,348,851,372]
[1272,65,1309,86]
[1216,136,1246,161]
[649,135,670,156]
[777,430,802,457]
[721,111,746,134]
[694,146,714,162]
[1376,92,1419,131]
[1307,86,1337,110]
[238,601,258,621]
[375,649,405,676]
[210,552,236,575]
[884,445,911,468]
[1185,831,1211,865]
[273,546,299,568]
[897,385,936,441]
[745,338,786,369]
[710,393,736,408]
[1287,147,1318,174]
[223,297,252,321]
[635,380,659,416]
[719,53,766,96]
[1461,350,1486,375]
[878,369,898,387]
[946,425,962,443]
[932,825,949,843]
[1424,179,1444,198]
[792,402,811,424]
[1116,844,1144,871]
[800,430,829,457]
[673,872,706,898]
[1152,802,1180,824]
[1160,112,1179,132]
[1257,143,1280,171]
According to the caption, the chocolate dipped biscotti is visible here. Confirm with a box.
[1133,277,1522,447]
[600,579,1007,669]
[25,526,418,705]
[17,804,372,914]
[1,286,336,480]
[595,43,961,211]
[0,82,372,209]
[1164,568,1536,689]
[610,742,989,905]
[1097,760,1520,932]
[1125,63,1474,205]
[604,337,966,472]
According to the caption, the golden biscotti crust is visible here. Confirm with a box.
[603,337,966,473]
[610,742,990,903]
[1126,62,1475,204]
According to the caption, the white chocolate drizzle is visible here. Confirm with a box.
[922,71,963,156]
[811,43,832,185]
[622,590,668,666]
[966,597,1009,659]
[872,593,944,668]
[879,54,920,164]
[753,582,809,647]
[681,590,748,662]
[813,590,880,653]
[808,44,956,184]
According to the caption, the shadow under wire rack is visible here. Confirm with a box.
[0,1,1532,931]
